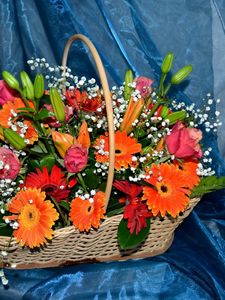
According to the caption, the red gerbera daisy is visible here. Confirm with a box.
[113,180,152,234]
[124,199,152,235]
[24,165,70,202]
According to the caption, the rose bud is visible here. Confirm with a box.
[64,144,88,173]
[0,147,21,179]
[166,121,202,159]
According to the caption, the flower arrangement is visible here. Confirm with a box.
[0,48,225,285]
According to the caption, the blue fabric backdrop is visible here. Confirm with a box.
[0,0,225,299]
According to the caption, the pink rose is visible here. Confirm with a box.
[0,80,17,105]
[0,147,21,179]
[166,121,202,159]
[64,144,88,173]
[135,76,153,98]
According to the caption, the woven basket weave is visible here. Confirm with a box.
[0,35,201,269]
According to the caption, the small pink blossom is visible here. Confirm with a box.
[64,144,88,173]
[0,147,21,179]
[44,104,73,128]
[166,121,202,159]
[135,76,153,98]
[0,80,17,106]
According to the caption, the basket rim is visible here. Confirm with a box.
[0,197,201,244]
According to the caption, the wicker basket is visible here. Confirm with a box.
[0,34,201,269]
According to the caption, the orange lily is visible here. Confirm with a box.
[52,121,90,158]
[156,137,165,151]
[120,97,144,134]
[77,121,91,148]
[52,131,75,158]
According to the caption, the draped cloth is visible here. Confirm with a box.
[0,0,225,299]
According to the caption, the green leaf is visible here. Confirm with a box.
[191,176,225,198]
[117,218,151,250]
[99,181,107,192]
[56,158,65,168]
[39,156,56,171]
[0,215,13,237]
[134,127,146,138]
[59,201,70,211]
[84,169,101,189]
[16,112,34,120]
[35,108,54,120]
[166,110,187,125]
[17,107,35,113]
[30,141,48,154]
[106,206,124,217]
[27,159,40,172]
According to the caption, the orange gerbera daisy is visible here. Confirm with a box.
[70,191,105,231]
[0,98,38,144]
[142,163,190,217]
[5,188,59,248]
[174,160,200,189]
[94,131,142,170]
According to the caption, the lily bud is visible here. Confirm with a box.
[77,121,91,148]
[120,97,144,134]
[50,88,65,123]
[124,69,134,101]
[166,110,187,125]
[20,71,34,100]
[4,128,26,150]
[161,52,174,74]
[171,65,193,85]
[34,74,44,99]
[52,131,75,158]
[160,106,169,118]
[2,71,20,91]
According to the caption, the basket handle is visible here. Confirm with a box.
[62,34,115,210]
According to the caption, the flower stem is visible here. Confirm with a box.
[77,173,87,192]
[159,73,166,96]
[50,197,68,227]
[164,83,172,95]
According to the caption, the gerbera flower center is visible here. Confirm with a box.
[86,204,94,215]
[115,144,126,156]
[157,182,172,197]
[160,185,168,193]
[42,183,57,194]
[115,149,122,154]
[19,204,40,229]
